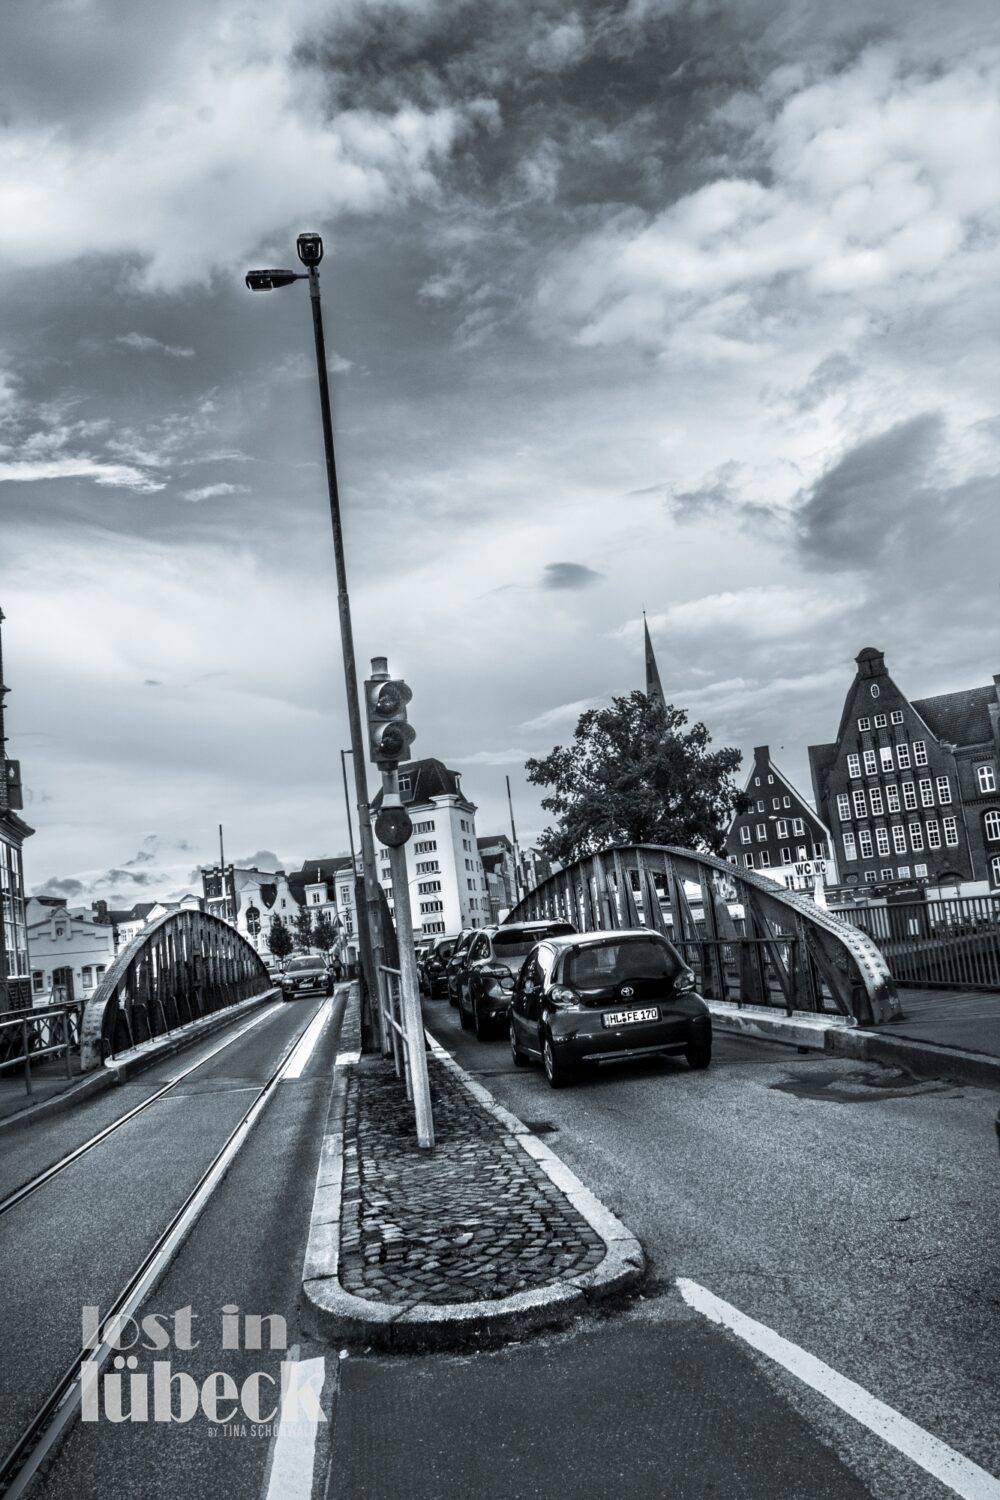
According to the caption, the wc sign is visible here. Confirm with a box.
[794,859,826,878]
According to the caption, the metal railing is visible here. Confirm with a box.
[0,1002,83,1098]
[80,908,272,1069]
[506,843,900,1025]
[378,964,412,1099]
[835,895,1000,991]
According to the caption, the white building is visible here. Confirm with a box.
[372,759,488,936]
[200,864,302,955]
[25,897,116,1005]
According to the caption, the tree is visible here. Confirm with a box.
[525,690,747,866]
[312,909,338,954]
[267,914,293,963]
[293,906,315,952]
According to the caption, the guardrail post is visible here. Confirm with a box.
[22,1018,31,1096]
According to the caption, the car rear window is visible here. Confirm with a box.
[494,924,574,961]
[564,937,681,989]
[434,941,455,959]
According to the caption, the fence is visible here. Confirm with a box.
[836,894,1000,991]
[0,1002,83,1098]
[378,964,413,1098]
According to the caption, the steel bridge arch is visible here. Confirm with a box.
[507,844,899,1026]
[80,908,272,1069]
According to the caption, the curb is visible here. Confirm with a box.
[707,999,1000,1090]
[0,988,281,1132]
[301,1008,645,1351]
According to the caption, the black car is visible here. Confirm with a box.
[444,930,478,1007]
[508,929,711,1088]
[457,921,577,1040]
[280,955,333,1000]
[422,933,461,998]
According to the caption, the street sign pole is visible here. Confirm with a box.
[380,766,434,1149]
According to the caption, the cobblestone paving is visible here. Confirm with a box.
[339,1053,605,1306]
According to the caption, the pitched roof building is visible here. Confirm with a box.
[726,745,836,892]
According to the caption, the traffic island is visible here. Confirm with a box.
[301,988,645,1350]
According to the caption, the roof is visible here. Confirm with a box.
[371,758,470,810]
[911,685,997,747]
[544,927,672,948]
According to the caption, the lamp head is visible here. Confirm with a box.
[296,232,324,267]
[245,269,303,291]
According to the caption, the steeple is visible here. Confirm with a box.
[643,613,665,709]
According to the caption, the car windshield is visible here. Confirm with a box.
[564,938,680,989]
[494,925,573,964]
[286,957,323,972]
[434,942,455,960]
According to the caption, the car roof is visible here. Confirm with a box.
[492,920,575,934]
[543,927,672,949]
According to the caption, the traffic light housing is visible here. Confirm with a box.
[365,673,415,768]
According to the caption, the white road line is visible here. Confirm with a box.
[263,1356,328,1500]
[281,1002,332,1080]
[677,1278,1000,1500]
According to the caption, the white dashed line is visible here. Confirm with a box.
[677,1278,1000,1500]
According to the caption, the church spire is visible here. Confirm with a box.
[643,612,664,708]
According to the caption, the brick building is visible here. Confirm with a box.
[809,647,1000,895]
[726,744,835,892]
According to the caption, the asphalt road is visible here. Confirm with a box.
[0,990,348,1500]
[321,997,1000,1500]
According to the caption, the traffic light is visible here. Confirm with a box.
[365,667,416,768]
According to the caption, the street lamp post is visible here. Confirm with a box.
[246,234,385,1050]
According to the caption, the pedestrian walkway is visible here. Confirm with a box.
[0,1052,90,1124]
[877,985,1000,1056]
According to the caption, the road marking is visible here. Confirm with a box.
[677,1278,1000,1500]
[281,1002,332,1080]
[262,1354,328,1500]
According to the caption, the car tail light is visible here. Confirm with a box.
[673,969,696,994]
[549,985,577,1007]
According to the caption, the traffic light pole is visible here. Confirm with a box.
[305,265,385,1052]
[381,767,434,1149]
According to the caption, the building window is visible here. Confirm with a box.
[891,710,904,725]
[744,853,754,868]
[310,891,321,904]
[865,871,878,883]
[898,865,910,879]
[754,777,760,787]
[796,844,807,860]
[756,824,766,841]
[740,826,751,845]
[984,811,1000,843]
[914,863,928,878]
[870,684,880,698]
[418,880,442,894]
[757,800,765,812]
[880,868,894,880]
[977,765,997,794]
[874,714,887,729]
[896,744,911,770]
[413,840,438,854]
[413,820,435,834]
[783,796,791,808]
[875,827,890,856]
[991,855,1000,888]
[767,774,774,784]
[886,785,900,813]
[416,860,440,873]
[96,965,106,982]
[857,717,870,731]
[399,776,413,795]
[847,754,861,779]
[759,850,771,867]
[879,747,894,773]
[902,782,918,811]
[919,778,934,808]
[853,789,867,818]
[926,820,941,850]
[913,741,928,766]
[863,750,878,776]
[82,966,94,990]
[420,900,444,913]
[909,823,925,852]
[842,832,857,861]
[870,787,884,815]
[776,819,788,838]
[836,794,850,821]
[32,970,44,994]
[813,842,826,859]
[892,825,907,854]
[858,829,873,859]
[772,797,780,810]
[943,816,959,848]
[779,846,791,864]
[792,818,805,835]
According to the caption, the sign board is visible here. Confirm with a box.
[793,859,826,878]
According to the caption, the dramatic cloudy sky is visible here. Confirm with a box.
[2,0,998,905]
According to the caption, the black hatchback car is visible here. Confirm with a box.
[445,929,478,1007]
[421,933,461,998]
[457,921,577,1039]
[508,929,711,1087]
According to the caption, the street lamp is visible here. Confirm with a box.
[246,232,385,1049]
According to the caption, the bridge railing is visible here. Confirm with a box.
[0,1001,84,1098]
[506,844,900,1026]
[80,909,273,1070]
[835,894,1000,991]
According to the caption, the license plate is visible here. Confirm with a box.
[602,1006,659,1028]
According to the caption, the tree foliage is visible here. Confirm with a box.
[312,910,338,954]
[525,691,747,866]
[267,913,293,961]
[293,906,315,952]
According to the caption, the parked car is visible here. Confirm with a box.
[444,930,478,1007]
[280,955,333,1000]
[508,929,711,1088]
[457,921,577,1039]
[422,933,461,998]
[413,938,435,991]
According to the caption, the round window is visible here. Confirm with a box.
[870,684,880,697]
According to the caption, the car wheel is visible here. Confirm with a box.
[686,1033,712,1070]
[448,987,458,1009]
[510,1022,529,1067]
[474,1002,492,1042]
[542,1034,571,1089]
[458,991,473,1030]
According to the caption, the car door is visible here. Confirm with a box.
[463,933,491,1014]
[511,947,544,1055]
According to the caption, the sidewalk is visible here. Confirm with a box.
[301,986,644,1350]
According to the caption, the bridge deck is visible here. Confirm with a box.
[876,985,1000,1056]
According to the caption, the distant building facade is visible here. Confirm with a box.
[372,758,488,935]
[809,647,1000,896]
[0,605,33,1012]
[201,864,300,954]
[26,897,116,1005]
[477,835,518,923]
[726,745,836,893]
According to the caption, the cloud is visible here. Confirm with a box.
[452,748,530,766]
[144,679,162,687]
[640,584,859,643]
[116,332,195,358]
[518,696,607,733]
[0,456,166,491]
[181,482,251,503]
[540,561,605,590]
[31,876,86,900]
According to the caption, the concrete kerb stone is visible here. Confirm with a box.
[299,1003,646,1350]
[707,999,853,1051]
[0,986,281,1133]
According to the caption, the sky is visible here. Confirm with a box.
[2,0,998,908]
